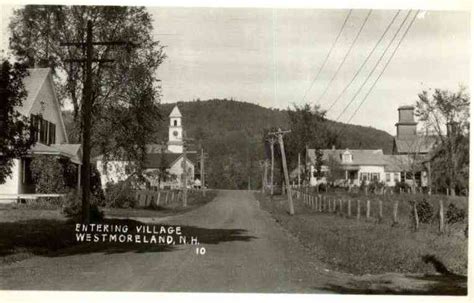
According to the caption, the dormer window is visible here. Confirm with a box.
[342,150,352,163]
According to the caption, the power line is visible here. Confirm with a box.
[326,10,401,113]
[335,10,419,138]
[300,9,352,104]
[334,10,413,122]
[315,10,373,104]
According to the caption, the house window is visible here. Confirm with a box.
[394,173,400,182]
[385,173,391,182]
[30,114,56,145]
[360,173,369,181]
[370,173,380,182]
[173,120,177,126]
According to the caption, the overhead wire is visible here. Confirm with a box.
[326,10,401,113]
[315,10,373,104]
[334,10,419,138]
[300,9,353,104]
[334,10,413,122]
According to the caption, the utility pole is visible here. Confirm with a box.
[267,137,276,196]
[181,131,194,207]
[61,21,136,223]
[268,128,294,215]
[297,153,301,198]
[200,147,207,197]
[183,144,188,207]
[262,159,268,194]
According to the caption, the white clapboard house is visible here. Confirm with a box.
[0,68,82,201]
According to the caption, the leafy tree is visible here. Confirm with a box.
[416,86,469,196]
[285,103,338,181]
[0,59,34,184]
[9,5,165,176]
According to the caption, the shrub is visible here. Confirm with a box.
[104,180,137,208]
[62,190,103,222]
[446,203,466,224]
[409,199,434,224]
[30,155,71,194]
[394,181,410,193]
[368,180,384,194]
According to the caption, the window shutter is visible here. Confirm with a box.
[50,123,56,144]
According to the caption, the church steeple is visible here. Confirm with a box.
[168,105,183,153]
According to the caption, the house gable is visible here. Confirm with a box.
[18,68,68,144]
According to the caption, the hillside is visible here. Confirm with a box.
[63,99,394,189]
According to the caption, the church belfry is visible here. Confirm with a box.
[168,105,183,153]
[395,105,417,139]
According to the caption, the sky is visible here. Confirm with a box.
[1,5,471,135]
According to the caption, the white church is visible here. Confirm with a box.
[96,105,197,190]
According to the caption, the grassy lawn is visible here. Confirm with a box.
[255,192,467,276]
[0,190,217,265]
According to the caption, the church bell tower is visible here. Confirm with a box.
[168,105,183,153]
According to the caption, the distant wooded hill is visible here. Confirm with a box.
[63,99,394,189]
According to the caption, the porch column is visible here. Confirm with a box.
[345,170,348,180]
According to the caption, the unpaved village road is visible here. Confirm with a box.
[0,190,463,294]
[0,190,351,292]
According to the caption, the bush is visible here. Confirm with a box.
[62,190,103,222]
[31,155,72,194]
[446,203,466,224]
[410,199,434,224]
[394,181,410,193]
[368,180,384,194]
[104,181,137,208]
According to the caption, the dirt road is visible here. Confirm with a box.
[0,190,466,294]
[1,190,351,292]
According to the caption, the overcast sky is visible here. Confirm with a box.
[1,6,470,135]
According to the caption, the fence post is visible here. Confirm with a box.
[339,199,343,216]
[439,200,444,233]
[156,192,161,206]
[356,200,360,220]
[413,201,420,231]
[347,199,351,217]
[165,191,169,204]
[378,200,383,222]
[392,200,399,225]
[366,199,370,219]
[318,195,322,212]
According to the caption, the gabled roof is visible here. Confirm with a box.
[145,152,196,169]
[307,148,386,166]
[383,154,426,172]
[394,136,436,154]
[17,68,50,116]
[169,105,182,118]
[17,68,69,144]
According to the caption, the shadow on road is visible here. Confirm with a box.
[318,273,467,295]
[0,218,256,262]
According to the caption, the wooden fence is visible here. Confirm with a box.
[134,189,200,208]
[290,187,467,234]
